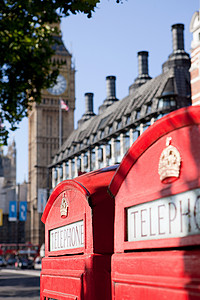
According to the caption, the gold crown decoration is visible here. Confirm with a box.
[158,137,181,183]
[60,192,69,218]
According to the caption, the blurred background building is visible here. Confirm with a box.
[0,141,28,247]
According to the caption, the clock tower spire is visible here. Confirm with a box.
[27,25,75,246]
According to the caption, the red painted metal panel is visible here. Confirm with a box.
[110,107,200,299]
[40,254,112,300]
[41,165,117,300]
[112,251,200,300]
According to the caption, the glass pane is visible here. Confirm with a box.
[115,137,121,163]
[98,148,103,162]
[91,151,96,171]
[108,126,112,134]
[84,155,88,168]
[117,120,122,130]
[147,104,152,113]
[163,99,170,108]
[106,141,112,166]
[100,130,104,139]
[158,98,164,108]
[77,157,81,174]
[71,159,75,178]
[124,134,130,152]
[136,111,140,119]
[132,130,139,142]
[77,158,81,169]
[54,169,58,180]
[170,99,176,106]
[59,166,63,179]
[106,144,111,158]
[65,163,69,179]
[126,115,131,125]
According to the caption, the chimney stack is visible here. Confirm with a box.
[129,51,152,94]
[138,51,149,77]
[106,76,116,100]
[162,23,190,73]
[172,24,185,52]
[98,76,118,114]
[78,93,95,127]
[85,93,94,113]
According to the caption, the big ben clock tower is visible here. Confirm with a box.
[27,24,75,246]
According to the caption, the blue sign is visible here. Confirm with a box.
[19,202,27,221]
[9,201,17,221]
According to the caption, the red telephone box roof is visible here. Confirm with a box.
[42,165,118,224]
[109,106,200,197]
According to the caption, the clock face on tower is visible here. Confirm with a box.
[48,74,67,95]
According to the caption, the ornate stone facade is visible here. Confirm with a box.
[50,23,191,188]
[27,25,75,246]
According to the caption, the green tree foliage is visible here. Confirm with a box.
[0,0,107,144]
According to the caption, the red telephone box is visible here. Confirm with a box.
[40,165,117,300]
[109,106,200,299]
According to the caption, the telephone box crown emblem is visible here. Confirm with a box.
[60,192,68,218]
[158,137,181,183]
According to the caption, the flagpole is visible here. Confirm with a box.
[59,99,62,148]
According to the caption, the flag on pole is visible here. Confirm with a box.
[60,99,69,111]
[59,99,69,148]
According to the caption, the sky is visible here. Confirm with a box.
[6,0,198,184]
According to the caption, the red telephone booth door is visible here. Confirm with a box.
[41,165,117,300]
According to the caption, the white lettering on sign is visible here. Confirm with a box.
[127,188,200,242]
[50,220,84,251]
